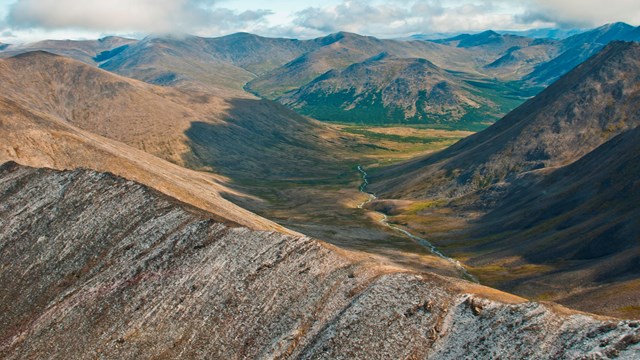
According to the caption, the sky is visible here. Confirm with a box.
[0,0,639,43]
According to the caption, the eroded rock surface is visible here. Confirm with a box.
[1,162,638,359]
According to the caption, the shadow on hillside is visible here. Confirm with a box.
[182,97,351,182]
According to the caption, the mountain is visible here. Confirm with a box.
[483,39,560,78]
[497,28,585,39]
[244,30,594,128]
[0,51,352,182]
[371,41,640,199]
[0,36,136,65]
[279,53,496,125]
[2,162,639,358]
[0,34,320,94]
[0,26,636,131]
[0,52,288,231]
[424,24,640,87]
[99,33,324,93]
[0,83,280,232]
[98,35,256,93]
[431,31,563,81]
[203,32,323,74]
[562,22,640,49]
[410,28,582,41]
[245,31,538,128]
[526,22,640,85]
[0,51,207,164]
[432,30,533,51]
[407,32,466,41]
[367,42,640,316]
[245,32,477,100]
[464,127,640,316]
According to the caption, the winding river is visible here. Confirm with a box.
[357,165,479,283]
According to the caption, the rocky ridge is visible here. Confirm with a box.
[1,162,638,359]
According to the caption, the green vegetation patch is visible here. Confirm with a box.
[404,199,449,215]
[341,127,450,144]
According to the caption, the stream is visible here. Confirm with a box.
[357,165,479,283]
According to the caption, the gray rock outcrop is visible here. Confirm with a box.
[1,162,638,359]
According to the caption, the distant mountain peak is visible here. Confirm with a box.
[10,50,61,60]
[321,31,368,44]
[478,30,500,36]
[600,21,634,30]
[457,30,505,47]
[223,32,263,39]
[563,21,640,45]
[333,31,359,38]
[98,35,132,43]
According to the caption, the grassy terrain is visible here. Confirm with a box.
[333,125,472,165]
[221,124,472,275]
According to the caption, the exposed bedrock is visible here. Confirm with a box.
[1,162,638,359]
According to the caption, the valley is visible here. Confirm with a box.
[221,123,473,276]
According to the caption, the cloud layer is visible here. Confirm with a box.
[0,0,639,41]
[293,1,525,37]
[291,0,640,37]
[5,0,271,34]
[522,0,640,28]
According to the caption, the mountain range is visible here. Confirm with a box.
[1,22,640,358]
[4,22,639,128]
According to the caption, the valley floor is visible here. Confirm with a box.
[220,124,475,279]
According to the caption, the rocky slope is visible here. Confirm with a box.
[461,127,640,316]
[366,42,640,317]
[371,41,640,199]
[1,162,639,359]
[279,53,493,125]
[0,90,282,232]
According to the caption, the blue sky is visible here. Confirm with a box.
[0,0,639,42]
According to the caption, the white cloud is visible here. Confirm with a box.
[292,1,537,36]
[289,0,640,37]
[521,0,640,28]
[4,0,272,34]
